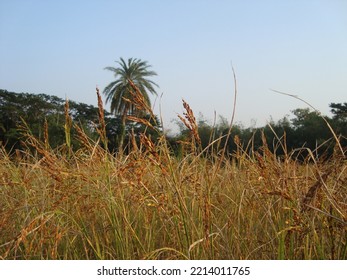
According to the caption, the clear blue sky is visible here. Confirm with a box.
[1,0,346,132]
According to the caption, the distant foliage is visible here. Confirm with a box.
[168,106,346,159]
[0,89,346,158]
[0,89,161,153]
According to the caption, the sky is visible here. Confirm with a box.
[1,0,346,133]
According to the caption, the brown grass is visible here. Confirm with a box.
[0,90,346,260]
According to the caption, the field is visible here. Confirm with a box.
[0,92,346,260]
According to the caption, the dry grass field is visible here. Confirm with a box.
[0,89,346,260]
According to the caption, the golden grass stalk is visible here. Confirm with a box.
[177,99,201,148]
[44,118,49,150]
[96,87,108,151]
[126,115,155,130]
[64,98,72,156]
[127,79,156,120]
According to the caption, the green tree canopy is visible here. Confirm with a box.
[330,102,347,121]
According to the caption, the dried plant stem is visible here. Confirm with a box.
[96,86,108,151]
[64,98,72,156]
[177,99,201,150]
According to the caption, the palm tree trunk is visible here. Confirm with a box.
[117,112,126,152]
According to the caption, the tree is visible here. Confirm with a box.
[0,89,116,152]
[103,58,158,149]
[0,90,61,150]
[291,108,333,158]
[329,102,347,149]
[330,102,347,121]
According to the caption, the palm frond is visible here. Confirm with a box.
[103,57,158,117]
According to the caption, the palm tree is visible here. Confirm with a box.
[103,57,158,149]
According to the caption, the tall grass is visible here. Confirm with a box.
[0,88,346,260]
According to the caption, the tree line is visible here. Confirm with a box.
[1,88,346,159]
[172,105,346,159]
[0,89,160,153]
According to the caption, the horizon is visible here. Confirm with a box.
[1,0,346,132]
